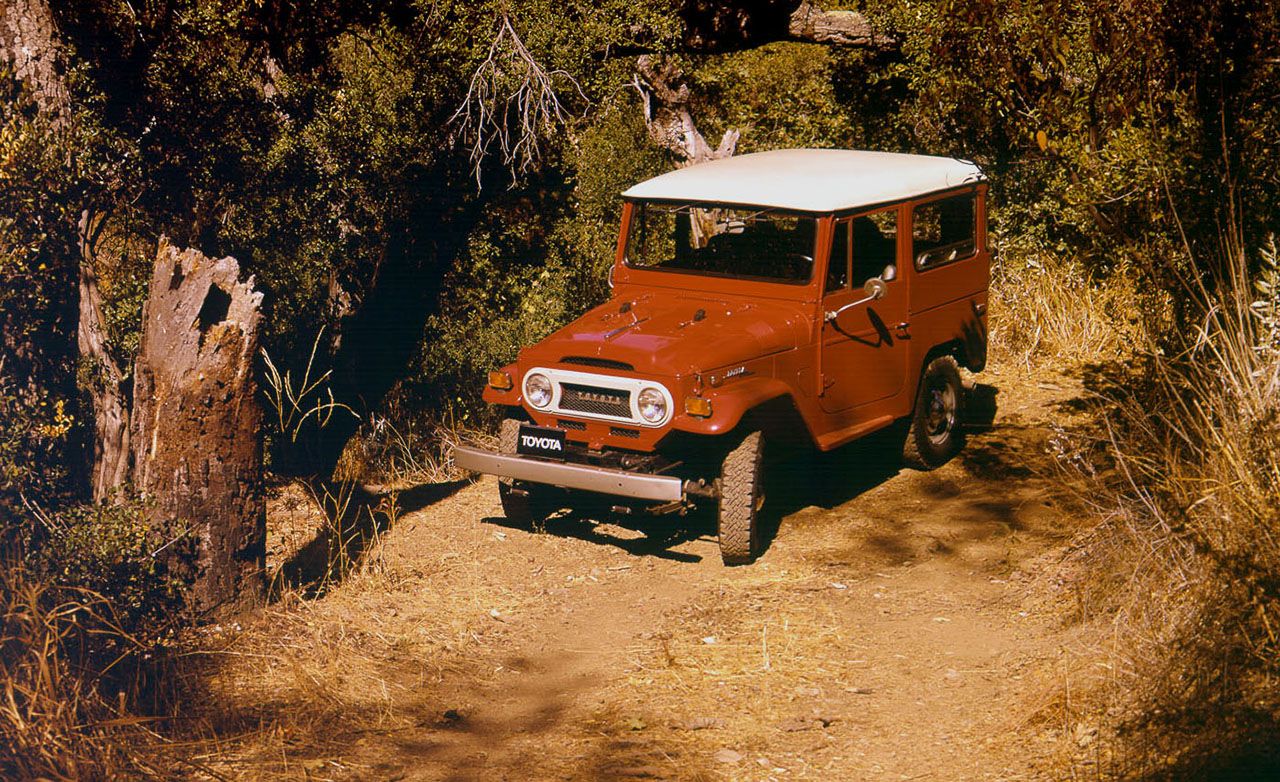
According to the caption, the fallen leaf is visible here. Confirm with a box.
[626,716,647,731]
[702,635,717,645]
[714,748,744,764]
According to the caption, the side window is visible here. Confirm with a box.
[912,193,976,270]
[852,208,897,284]
[825,220,850,292]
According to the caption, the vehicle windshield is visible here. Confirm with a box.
[625,202,817,284]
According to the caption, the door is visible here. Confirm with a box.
[819,206,908,413]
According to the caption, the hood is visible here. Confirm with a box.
[524,293,810,377]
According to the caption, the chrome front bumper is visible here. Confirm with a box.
[453,445,685,502]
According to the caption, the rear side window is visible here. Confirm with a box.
[912,193,976,270]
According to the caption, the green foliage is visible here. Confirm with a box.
[0,67,110,514]
[0,375,73,519]
[691,43,855,152]
[6,0,1277,446]
[20,499,187,634]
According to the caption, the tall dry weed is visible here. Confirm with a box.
[0,564,165,779]
[1065,235,1280,776]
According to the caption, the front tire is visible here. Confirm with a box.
[498,418,557,524]
[718,430,765,565]
[902,355,965,470]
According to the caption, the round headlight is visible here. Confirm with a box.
[524,373,552,408]
[637,387,668,424]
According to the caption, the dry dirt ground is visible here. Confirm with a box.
[185,361,1105,781]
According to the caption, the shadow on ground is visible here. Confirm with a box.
[482,382,1011,566]
[275,478,470,596]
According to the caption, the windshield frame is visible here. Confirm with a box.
[621,199,822,287]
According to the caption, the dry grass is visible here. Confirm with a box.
[1050,235,1280,778]
[0,563,165,780]
[989,249,1169,366]
[334,411,474,488]
[170,491,536,780]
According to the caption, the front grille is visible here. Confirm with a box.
[560,383,631,418]
[557,419,587,431]
[609,426,640,439]
[560,356,634,371]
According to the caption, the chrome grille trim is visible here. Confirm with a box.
[560,383,631,417]
[524,367,674,427]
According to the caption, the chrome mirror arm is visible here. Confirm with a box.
[825,292,878,322]
[824,276,888,323]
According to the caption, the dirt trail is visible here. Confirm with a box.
[206,364,1092,781]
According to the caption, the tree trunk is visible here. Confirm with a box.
[786,1,880,47]
[634,55,739,165]
[0,0,69,120]
[77,210,131,502]
[302,164,479,477]
[131,239,265,617]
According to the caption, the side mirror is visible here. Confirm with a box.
[882,264,897,282]
[863,277,888,300]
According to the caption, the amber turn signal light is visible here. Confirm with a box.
[684,396,713,418]
[488,371,513,391]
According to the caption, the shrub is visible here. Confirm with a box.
[0,498,189,779]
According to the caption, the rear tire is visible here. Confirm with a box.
[497,418,557,524]
[717,430,765,565]
[902,355,965,470]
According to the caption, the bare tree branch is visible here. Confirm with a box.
[451,15,585,188]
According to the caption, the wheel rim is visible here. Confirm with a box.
[924,376,957,446]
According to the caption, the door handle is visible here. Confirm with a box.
[894,321,910,337]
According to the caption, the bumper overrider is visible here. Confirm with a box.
[454,445,708,503]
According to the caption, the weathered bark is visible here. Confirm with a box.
[634,55,739,165]
[77,211,131,502]
[0,0,69,120]
[786,1,880,47]
[132,239,265,617]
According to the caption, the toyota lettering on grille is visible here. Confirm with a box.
[573,390,623,405]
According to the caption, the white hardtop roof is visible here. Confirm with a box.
[621,149,985,213]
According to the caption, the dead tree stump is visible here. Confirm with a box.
[131,239,265,617]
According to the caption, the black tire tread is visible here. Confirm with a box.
[718,431,764,565]
[902,355,965,470]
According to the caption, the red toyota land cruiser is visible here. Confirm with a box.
[454,149,989,564]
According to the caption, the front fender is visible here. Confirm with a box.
[671,377,798,436]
